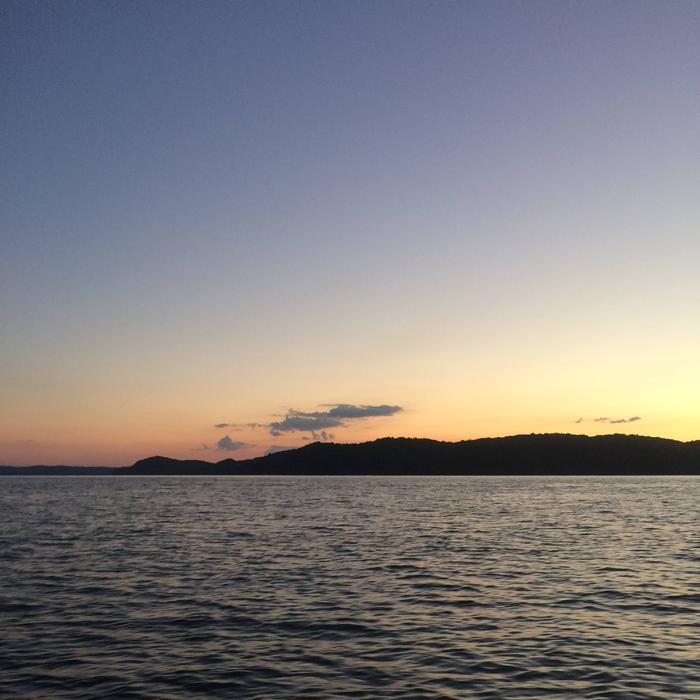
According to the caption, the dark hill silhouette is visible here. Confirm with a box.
[127,455,239,476]
[120,433,700,476]
[4,434,699,476]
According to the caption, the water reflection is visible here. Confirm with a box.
[2,476,699,698]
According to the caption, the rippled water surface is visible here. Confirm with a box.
[2,476,700,699]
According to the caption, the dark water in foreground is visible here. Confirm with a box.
[1,477,699,699]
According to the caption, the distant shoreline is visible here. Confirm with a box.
[3,433,700,476]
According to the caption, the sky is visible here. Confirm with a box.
[2,1,699,465]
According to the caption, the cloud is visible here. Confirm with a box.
[191,444,211,452]
[215,421,265,429]
[213,403,402,440]
[323,404,402,419]
[216,435,250,452]
[269,413,343,434]
[269,404,402,435]
[578,416,642,425]
[609,416,641,424]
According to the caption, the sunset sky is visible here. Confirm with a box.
[2,1,699,465]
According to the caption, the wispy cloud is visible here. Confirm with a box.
[270,413,342,434]
[609,416,641,424]
[215,421,266,430]
[576,416,642,425]
[212,403,402,445]
[269,404,402,436]
[323,404,402,419]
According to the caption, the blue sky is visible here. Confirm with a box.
[2,1,699,464]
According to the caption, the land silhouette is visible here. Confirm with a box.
[2,433,700,475]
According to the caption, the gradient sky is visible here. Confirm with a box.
[2,1,699,465]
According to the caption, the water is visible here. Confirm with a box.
[1,476,699,699]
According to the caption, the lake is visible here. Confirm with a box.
[2,476,699,698]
